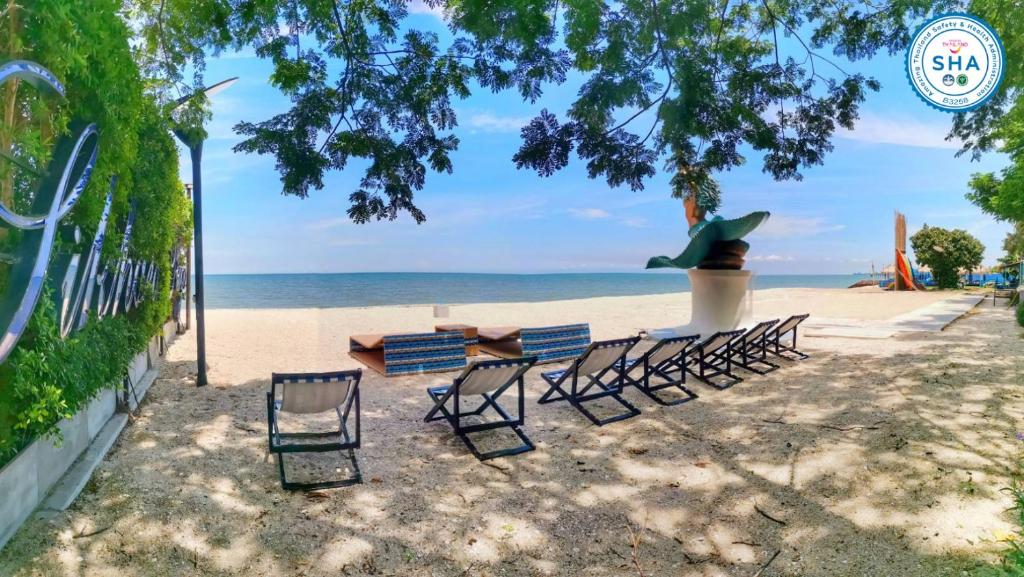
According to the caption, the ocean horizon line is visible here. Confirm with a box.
[201,272,872,310]
[204,271,867,277]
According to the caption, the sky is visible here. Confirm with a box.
[178,7,1012,276]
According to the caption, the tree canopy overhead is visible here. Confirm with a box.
[133,0,1007,223]
[955,1,1024,224]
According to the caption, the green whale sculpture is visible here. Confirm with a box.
[646,210,771,270]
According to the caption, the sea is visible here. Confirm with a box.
[202,272,872,309]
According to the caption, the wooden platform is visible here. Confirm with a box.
[477,326,522,359]
[435,323,480,356]
[349,331,467,376]
[348,333,393,375]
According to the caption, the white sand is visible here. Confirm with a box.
[184,287,951,383]
[4,287,1021,577]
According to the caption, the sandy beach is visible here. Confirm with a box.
[3,287,1022,576]
[187,287,952,383]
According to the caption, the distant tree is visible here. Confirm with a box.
[996,223,1023,286]
[1002,223,1024,262]
[910,225,984,289]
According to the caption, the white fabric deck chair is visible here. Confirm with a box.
[685,329,745,390]
[621,334,701,405]
[728,319,780,375]
[538,336,641,426]
[267,370,362,490]
[424,357,538,461]
[764,314,810,360]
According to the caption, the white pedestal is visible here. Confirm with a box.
[651,269,753,338]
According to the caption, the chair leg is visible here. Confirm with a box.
[427,379,535,461]
[635,365,699,406]
[457,425,535,461]
[767,330,809,361]
[567,371,641,426]
[275,448,362,491]
[686,348,742,390]
[732,341,780,375]
[538,373,571,404]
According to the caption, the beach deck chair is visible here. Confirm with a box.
[764,314,810,360]
[424,357,538,461]
[621,334,701,405]
[538,337,641,426]
[686,329,745,390]
[267,370,362,491]
[729,319,780,375]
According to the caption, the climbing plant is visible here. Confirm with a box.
[0,0,190,467]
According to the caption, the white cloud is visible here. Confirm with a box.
[839,113,962,150]
[329,238,377,247]
[307,217,351,230]
[751,214,846,239]
[466,112,530,133]
[569,208,611,220]
[748,254,796,262]
[622,217,648,228]
[408,1,446,19]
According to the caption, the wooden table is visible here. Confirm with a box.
[435,323,480,356]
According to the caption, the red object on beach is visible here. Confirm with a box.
[895,249,917,291]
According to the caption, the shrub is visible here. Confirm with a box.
[910,225,985,289]
[1017,300,1024,328]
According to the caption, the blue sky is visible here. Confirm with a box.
[179,7,1011,275]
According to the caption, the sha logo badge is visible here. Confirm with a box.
[906,13,1005,112]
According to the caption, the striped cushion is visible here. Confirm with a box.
[521,323,591,364]
[383,331,467,376]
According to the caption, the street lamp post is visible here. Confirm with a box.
[171,77,238,387]
[184,183,192,332]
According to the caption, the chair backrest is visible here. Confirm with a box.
[697,329,745,355]
[577,337,640,375]
[382,331,467,375]
[272,370,361,414]
[521,323,591,364]
[773,314,809,337]
[742,319,778,343]
[647,334,700,367]
[456,357,537,396]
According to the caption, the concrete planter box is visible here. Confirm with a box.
[0,321,178,551]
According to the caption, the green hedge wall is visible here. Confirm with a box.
[0,0,191,467]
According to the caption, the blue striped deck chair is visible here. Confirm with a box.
[728,319,780,375]
[424,356,538,461]
[538,336,641,426]
[267,370,362,491]
[685,330,745,390]
[520,323,592,364]
[620,334,701,406]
